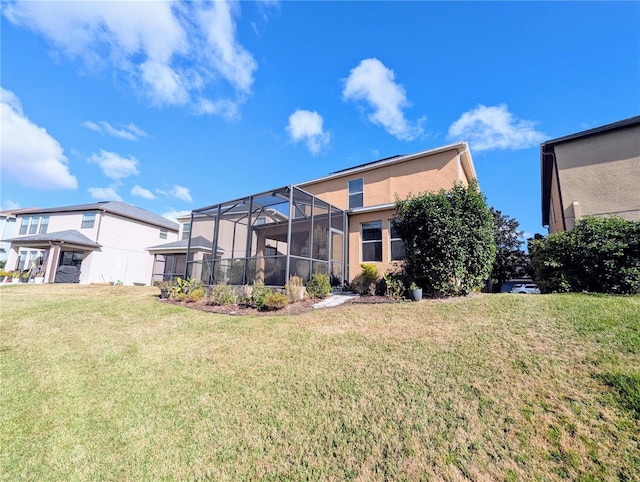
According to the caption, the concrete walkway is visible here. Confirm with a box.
[312,292,359,309]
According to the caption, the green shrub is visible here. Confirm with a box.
[394,180,495,297]
[251,282,272,310]
[529,216,640,294]
[285,276,306,302]
[187,287,206,302]
[262,291,289,311]
[351,264,379,295]
[209,283,236,305]
[382,272,405,300]
[306,273,331,299]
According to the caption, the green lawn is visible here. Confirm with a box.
[1,285,638,481]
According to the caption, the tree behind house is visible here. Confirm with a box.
[394,180,496,297]
[490,208,531,292]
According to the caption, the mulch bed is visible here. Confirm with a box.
[160,293,478,316]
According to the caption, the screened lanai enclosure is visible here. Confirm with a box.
[185,186,346,287]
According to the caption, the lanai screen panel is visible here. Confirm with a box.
[187,185,345,287]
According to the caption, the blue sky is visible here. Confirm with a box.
[1,1,638,239]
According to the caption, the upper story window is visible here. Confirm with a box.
[348,178,364,209]
[81,212,96,229]
[28,216,40,234]
[39,216,49,234]
[19,215,50,235]
[361,221,382,262]
[181,222,191,240]
[160,229,168,239]
[389,221,405,261]
[19,217,30,235]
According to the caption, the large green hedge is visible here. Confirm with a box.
[529,216,640,294]
[393,180,495,297]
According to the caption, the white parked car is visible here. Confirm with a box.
[511,283,541,294]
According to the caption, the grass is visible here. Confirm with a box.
[1,285,639,481]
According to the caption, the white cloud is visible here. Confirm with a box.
[448,104,546,151]
[342,58,423,141]
[83,120,147,140]
[157,185,193,202]
[162,209,191,222]
[169,185,193,202]
[195,1,257,94]
[87,150,140,181]
[286,109,330,155]
[197,97,239,120]
[131,185,156,200]
[4,0,256,116]
[0,87,78,190]
[88,186,122,201]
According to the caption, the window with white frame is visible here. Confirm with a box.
[348,178,364,209]
[81,212,96,229]
[389,220,405,261]
[19,217,30,235]
[28,216,40,234]
[181,222,191,240]
[361,221,382,262]
[160,228,168,239]
[39,216,49,234]
[18,216,49,235]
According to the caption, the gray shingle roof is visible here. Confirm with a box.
[14,201,179,231]
[4,230,101,248]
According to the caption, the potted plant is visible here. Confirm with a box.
[10,271,20,283]
[0,270,6,283]
[408,281,422,302]
[20,271,30,283]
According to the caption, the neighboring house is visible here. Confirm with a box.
[0,208,38,266]
[4,201,178,285]
[541,115,640,233]
[184,141,476,286]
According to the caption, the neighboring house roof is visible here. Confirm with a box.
[0,207,41,219]
[541,115,640,226]
[4,229,102,249]
[14,201,179,231]
[297,141,475,187]
[147,235,221,253]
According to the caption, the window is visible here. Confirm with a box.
[81,212,96,229]
[18,250,27,271]
[60,251,83,267]
[361,221,382,262]
[181,222,191,240]
[28,216,40,234]
[39,216,49,234]
[19,217,30,235]
[348,178,363,209]
[160,229,168,239]
[389,221,405,261]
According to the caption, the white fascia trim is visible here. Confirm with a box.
[348,203,396,215]
[297,142,469,187]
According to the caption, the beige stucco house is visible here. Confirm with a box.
[4,201,178,285]
[541,115,640,233]
[184,141,476,286]
[298,142,475,281]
